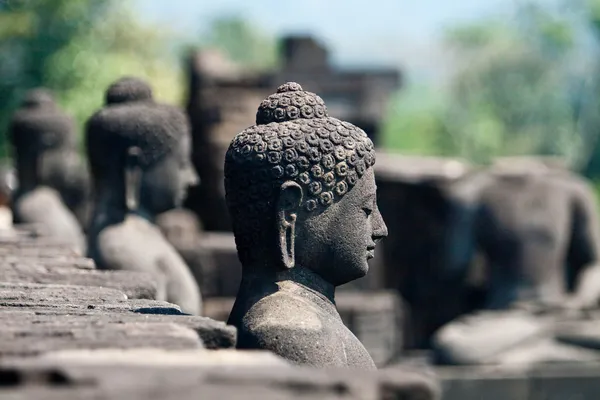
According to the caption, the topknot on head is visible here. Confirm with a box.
[276,82,304,93]
[105,76,153,105]
[21,88,55,109]
[256,81,328,125]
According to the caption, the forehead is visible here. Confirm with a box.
[173,131,191,155]
[342,168,376,203]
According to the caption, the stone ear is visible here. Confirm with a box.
[277,181,303,270]
[124,146,142,212]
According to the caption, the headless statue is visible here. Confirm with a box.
[225,82,388,369]
[86,78,202,315]
[433,163,600,365]
[8,89,86,253]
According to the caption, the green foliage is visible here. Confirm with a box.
[201,16,279,71]
[384,1,595,168]
[0,0,183,156]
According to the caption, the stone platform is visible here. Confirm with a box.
[0,225,439,400]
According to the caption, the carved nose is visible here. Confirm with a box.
[187,167,200,187]
[372,206,388,243]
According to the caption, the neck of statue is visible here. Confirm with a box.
[15,157,40,192]
[242,264,336,304]
[90,180,154,232]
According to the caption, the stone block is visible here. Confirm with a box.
[336,291,404,367]
[0,282,128,304]
[34,348,289,367]
[437,367,529,400]
[203,297,234,322]
[0,309,236,350]
[0,361,439,400]
[0,257,95,269]
[0,320,203,357]
[0,264,160,300]
[198,232,242,297]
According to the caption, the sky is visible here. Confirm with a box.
[135,0,556,81]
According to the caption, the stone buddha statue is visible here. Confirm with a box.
[225,82,388,369]
[433,163,600,365]
[8,89,86,252]
[85,80,202,315]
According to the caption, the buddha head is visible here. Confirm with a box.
[9,88,78,189]
[86,90,198,216]
[225,82,388,286]
[105,76,154,105]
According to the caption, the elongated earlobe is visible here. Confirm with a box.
[277,181,303,269]
[125,147,142,212]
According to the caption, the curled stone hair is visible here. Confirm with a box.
[105,76,153,105]
[224,82,376,266]
[9,89,75,153]
[86,102,189,181]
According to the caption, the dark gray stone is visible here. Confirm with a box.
[1,258,96,269]
[85,78,201,315]
[374,153,483,350]
[225,83,387,369]
[0,309,236,350]
[0,360,440,400]
[8,89,87,252]
[433,164,600,365]
[198,232,241,297]
[438,367,529,400]
[0,264,160,300]
[336,291,403,367]
[0,282,127,304]
[0,321,203,357]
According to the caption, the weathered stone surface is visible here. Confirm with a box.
[225,83,387,369]
[0,361,440,400]
[437,363,600,400]
[0,256,92,268]
[204,293,404,366]
[0,264,160,299]
[34,348,288,367]
[336,291,403,367]
[0,309,236,350]
[438,367,529,400]
[2,258,96,269]
[0,321,203,357]
[0,299,180,313]
[198,232,241,297]
[374,153,483,349]
[0,282,127,304]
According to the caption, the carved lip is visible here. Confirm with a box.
[366,246,375,259]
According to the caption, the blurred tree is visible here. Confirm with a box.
[438,2,582,164]
[382,1,600,169]
[201,16,279,71]
[0,0,183,157]
[578,0,600,179]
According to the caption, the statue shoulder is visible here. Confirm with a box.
[238,292,346,367]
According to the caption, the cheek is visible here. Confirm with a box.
[328,208,369,258]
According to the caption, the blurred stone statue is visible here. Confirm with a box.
[86,78,202,315]
[434,161,600,365]
[226,82,388,369]
[8,89,86,253]
[156,208,220,297]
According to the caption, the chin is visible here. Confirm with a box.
[335,262,369,286]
